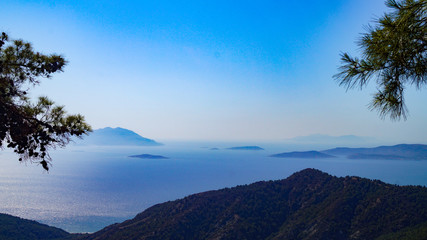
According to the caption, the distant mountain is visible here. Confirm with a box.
[75,127,162,146]
[270,151,336,159]
[269,144,427,160]
[227,146,264,151]
[0,213,83,240]
[129,154,168,159]
[322,144,427,160]
[285,134,375,146]
[347,153,409,160]
[79,169,427,240]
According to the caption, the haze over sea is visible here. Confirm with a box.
[0,142,426,233]
[1,0,427,237]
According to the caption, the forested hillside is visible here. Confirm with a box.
[0,213,76,240]
[80,169,427,240]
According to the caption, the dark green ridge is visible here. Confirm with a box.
[79,168,427,240]
[0,213,86,240]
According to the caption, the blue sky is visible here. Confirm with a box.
[1,0,426,142]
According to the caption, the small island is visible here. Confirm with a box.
[129,154,169,159]
[210,148,219,150]
[270,151,336,159]
[227,146,264,151]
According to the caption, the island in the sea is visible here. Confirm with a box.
[129,154,169,159]
[346,153,409,160]
[270,144,427,160]
[75,127,162,146]
[270,151,336,158]
[322,144,427,160]
[227,146,264,151]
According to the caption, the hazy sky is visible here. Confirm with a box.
[1,0,426,142]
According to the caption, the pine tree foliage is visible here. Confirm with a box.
[0,32,91,170]
[335,0,426,120]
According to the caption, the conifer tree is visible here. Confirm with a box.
[0,32,91,170]
[335,0,426,120]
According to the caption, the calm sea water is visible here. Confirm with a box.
[0,142,426,233]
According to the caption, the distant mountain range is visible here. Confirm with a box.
[272,144,427,160]
[322,144,427,160]
[285,134,376,146]
[1,169,427,239]
[78,169,427,240]
[74,127,162,146]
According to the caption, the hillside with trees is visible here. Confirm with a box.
[0,213,84,240]
[79,168,427,240]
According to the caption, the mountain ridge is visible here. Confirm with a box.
[271,144,427,160]
[75,127,162,146]
[322,144,427,160]
[79,168,427,240]
[0,213,84,240]
[285,134,376,146]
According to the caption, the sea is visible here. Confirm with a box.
[0,141,426,233]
